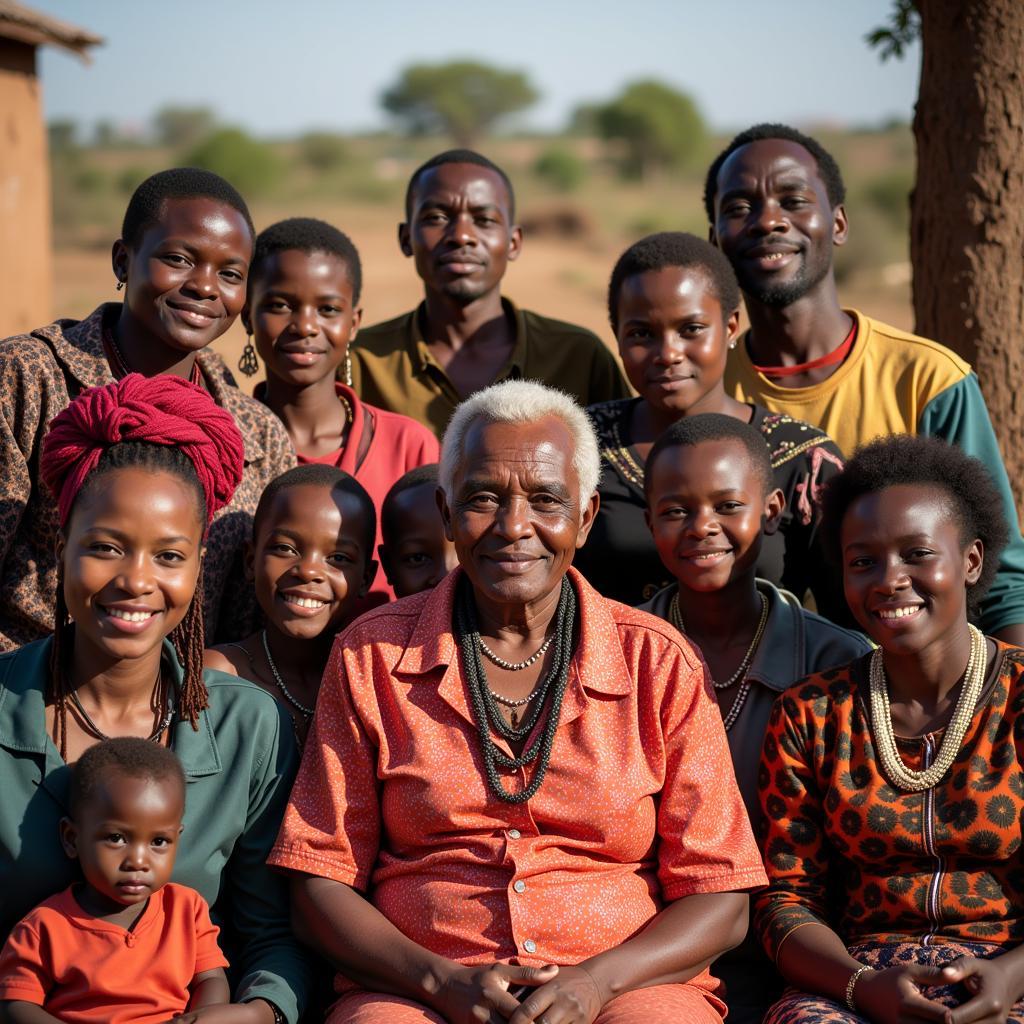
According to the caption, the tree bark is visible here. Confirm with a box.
[912,0,1024,509]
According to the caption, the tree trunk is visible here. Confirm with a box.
[912,0,1024,509]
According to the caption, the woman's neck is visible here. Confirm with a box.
[631,390,750,444]
[261,372,346,453]
[674,573,763,651]
[881,621,976,711]
[114,307,197,379]
[68,638,165,714]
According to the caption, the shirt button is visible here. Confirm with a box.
[523,939,536,953]
[513,880,526,893]
[508,829,521,840]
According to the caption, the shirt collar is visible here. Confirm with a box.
[394,567,631,697]
[745,580,805,692]
[0,637,221,777]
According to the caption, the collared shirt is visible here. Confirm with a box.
[349,298,631,437]
[0,304,297,649]
[0,637,310,1023]
[270,568,765,1004]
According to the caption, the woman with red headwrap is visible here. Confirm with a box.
[0,375,310,1024]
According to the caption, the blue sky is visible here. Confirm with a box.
[38,0,921,137]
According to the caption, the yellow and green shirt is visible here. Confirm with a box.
[726,310,1024,635]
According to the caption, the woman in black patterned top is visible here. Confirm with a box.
[577,233,847,620]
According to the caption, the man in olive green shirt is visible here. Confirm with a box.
[349,149,630,436]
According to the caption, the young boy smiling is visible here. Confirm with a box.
[0,738,228,1023]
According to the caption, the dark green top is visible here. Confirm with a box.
[0,638,311,1022]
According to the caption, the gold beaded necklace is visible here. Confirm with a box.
[869,624,986,792]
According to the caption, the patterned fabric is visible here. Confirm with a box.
[577,398,847,620]
[0,304,296,648]
[764,940,1024,1023]
[270,567,765,1009]
[756,643,1024,961]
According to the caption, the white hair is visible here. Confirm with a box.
[440,380,601,505]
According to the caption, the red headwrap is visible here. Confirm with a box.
[41,373,245,528]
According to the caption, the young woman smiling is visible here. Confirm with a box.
[757,435,1024,1024]
[579,232,846,620]
[0,375,309,1024]
[0,168,295,651]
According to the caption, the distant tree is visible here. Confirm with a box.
[299,131,348,172]
[47,119,77,154]
[153,106,216,149]
[533,146,586,192]
[595,81,705,180]
[567,103,601,136]
[93,119,117,147]
[381,61,538,145]
[185,128,282,195]
[869,0,1024,505]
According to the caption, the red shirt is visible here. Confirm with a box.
[270,569,766,1004]
[0,883,227,1023]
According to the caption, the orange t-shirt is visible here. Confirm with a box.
[269,568,767,1009]
[0,882,228,1023]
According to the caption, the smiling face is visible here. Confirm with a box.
[249,483,375,641]
[711,138,847,308]
[61,771,183,911]
[380,481,458,599]
[248,248,361,388]
[400,163,521,303]
[840,483,983,656]
[59,467,205,664]
[646,437,783,593]
[440,417,597,610]
[615,266,739,418]
[112,196,253,354]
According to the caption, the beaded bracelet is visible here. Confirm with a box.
[845,965,873,1012]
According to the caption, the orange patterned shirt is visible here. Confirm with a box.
[270,568,766,992]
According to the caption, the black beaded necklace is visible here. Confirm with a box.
[454,575,576,804]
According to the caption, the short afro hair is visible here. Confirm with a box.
[703,123,846,224]
[405,149,515,222]
[644,413,773,503]
[607,232,741,333]
[250,217,362,306]
[70,738,185,819]
[253,464,376,559]
[821,434,1009,615]
[121,167,254,250]
[381,464,440,541]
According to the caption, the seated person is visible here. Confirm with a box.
[706,122,1024,642]
[0,373,309,1023]
[0,167,296,650]
[757,434,1024,1023]
[638,413,870,1024]
[270,380,766,1024]
[0,738,229,1022]
[349,149,630,436]
[580,231,846,619]
[378,464,457,599]
[205,464,377,747]
[245,217,438,602]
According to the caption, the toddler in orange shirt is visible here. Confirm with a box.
[0,738,228,1024]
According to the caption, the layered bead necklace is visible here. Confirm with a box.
[68,668,175,745]
[869,623,986,792]
[455,576,576,803]
[669,590,769,731]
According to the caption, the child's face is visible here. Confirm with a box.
[248,249,361,388]
[61,771,184,908]
[112,197,252,353]
[249,483,375,640]
[59,467,205,664]
[380,482,458,598]
[615,267,739,419]
[646,438,784,593]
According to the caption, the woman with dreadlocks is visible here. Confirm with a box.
[270,380,766,1024]
[0,374,310,1024]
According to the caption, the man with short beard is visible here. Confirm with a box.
[706,123,1024,643]
[348,149,628,437]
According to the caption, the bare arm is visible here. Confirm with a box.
[0,1003,63,1024]
[188,968,231,1009]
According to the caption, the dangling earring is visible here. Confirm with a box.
[343,351,353,387]
[238,335,259,377]
[115,278,125,291]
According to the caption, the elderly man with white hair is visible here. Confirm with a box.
[270,380,766,1024]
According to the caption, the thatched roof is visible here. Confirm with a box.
[0,0,101,60]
